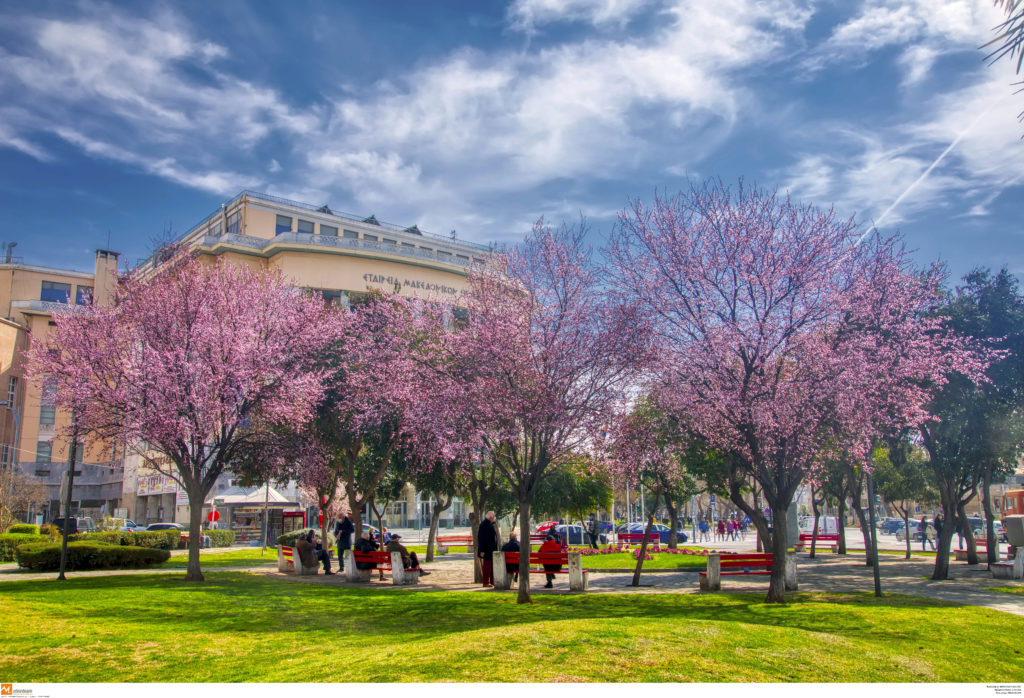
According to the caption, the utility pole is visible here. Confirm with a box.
[57,417,80,581]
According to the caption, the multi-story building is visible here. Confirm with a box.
[5,191,488,532]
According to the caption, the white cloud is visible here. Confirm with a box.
[507,0,653,32]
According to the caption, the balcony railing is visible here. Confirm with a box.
[11,300,88,315]
[201,232,483,269]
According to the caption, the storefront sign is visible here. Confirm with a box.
[137,473,181,497]
[362,273,458,296]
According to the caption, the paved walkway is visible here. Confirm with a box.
[4,548,1022,617]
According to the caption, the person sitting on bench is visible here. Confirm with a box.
[354,531,379,570]
[539,533,562,588]
[384,533,430,576]
[298,530,334,575]
[501,531,521,583]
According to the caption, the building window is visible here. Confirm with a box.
[226,211,241,234]
[41,281,71,303]
[34,469,50,477]
[209,221,222,237]
[39,378,55,425]
[364,234,378,242]
[320,290,343,306]
[343,230,359,239]
[320,225,338,236]
[76,286,93,305]
[0,443,8,466]
[382,238,396,245]
[36,441,51,463]
[7,376,17,406]
[275,215,292,234]
[297,219,314,234]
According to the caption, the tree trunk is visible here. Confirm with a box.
[931,486,955,580]
[853,503,874,566]
[517,498,533,604]
[899,507,911,560]
[185,484,204,582]
[425,493,452,563]
[981,469,997,565]
[837,499,848,555]
[766,499,790,603]
[958,501,978,565]
[810,488,821,559]
[665,496,679,550]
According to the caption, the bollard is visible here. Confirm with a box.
[277,546,290,573]
[701,552,721,591]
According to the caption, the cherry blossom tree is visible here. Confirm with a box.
[25,257,338,581]
[609,180,984,602]
[443,221,647,603]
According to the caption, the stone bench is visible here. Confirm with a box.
[493,550,588,591]
[277,545,319,576]
[344,549,420,585]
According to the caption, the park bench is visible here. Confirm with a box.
[436,534,474,554]
[276,545,320,576]
[955,538,997,562]
[794,533,839,553]
[699,552,797,592]
[529,533,548,544]
[492,550,588,591]
[344,549,420,585]
[618,532,659,545]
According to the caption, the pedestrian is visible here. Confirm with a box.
[918,516,934,551]
[539,533,563,588]
[698,518,709,542]
[478,510,500,587]
[333,512,354,572]
[501,531,521,584]
[934,513,943,543]
[716,519,726,542]
[587,512,600,549]
[954,517,965,550]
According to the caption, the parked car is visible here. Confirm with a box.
[879,519,906,535]
[145,522,211,548]
[553,524,609,546]
[536,521,560,533]
[51,517,98,534]
[122,519,146,532]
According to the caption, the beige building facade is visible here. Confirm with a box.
[4,191,487,528]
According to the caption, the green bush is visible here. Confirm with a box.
[276,528,335,547]
[38,524,60,538]
[205,529,235,547]
[7,524,40,535]
[14,542,170,571]
[0,534,50,562]
[68,530,181,550]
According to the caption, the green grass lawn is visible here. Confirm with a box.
[1,571,1022,682]
[161,549,279,568]
[987,586,1024,596]
[576,552,707,570]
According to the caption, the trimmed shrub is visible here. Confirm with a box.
[7,524,40,535]
[38,524,60,538]
[67,530,181,550]
[0,534,50,562]
[205,529,236,547]
[14,542,170,571]
[276,528,335,547]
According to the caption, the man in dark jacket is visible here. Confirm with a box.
[478,510,500,587]
[297,530,333,575]
[500,531,520,584]
[333,513,355,571]
[353,531,379,570]
[384,533,430,575]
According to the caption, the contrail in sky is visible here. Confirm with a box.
[857,99,998,244]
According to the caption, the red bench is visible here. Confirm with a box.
[956,538,997,562]
[699,552,774,591]
[503,550,571,574]
[436,535,474,552]
[352,550,394,578]
[794,533,839,552]
[619,532,659,545]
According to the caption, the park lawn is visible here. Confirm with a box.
[1,573,1022,683]
[161,549,278,568]
[987,586,1024,596]
[577,552,707,570]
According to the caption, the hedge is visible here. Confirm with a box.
[0,534,50,562]
[7,524,40,535]
[68,530,180,550]
[277,528,335,547]
[14,542,170,571]
[205,529,235,547]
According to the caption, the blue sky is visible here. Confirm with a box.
[1,0,1022,283]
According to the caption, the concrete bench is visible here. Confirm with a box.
[493,550,588,591]
[344,549,420,585]
[699,552,797,592]
[992,556,1023,580]
[435,534,474,555]
[956,538,997,562]
[277,545,319,576]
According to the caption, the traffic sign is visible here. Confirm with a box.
[207,510,220,522]
[710,494,716,504]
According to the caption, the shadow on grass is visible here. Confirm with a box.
[0,571,970,645]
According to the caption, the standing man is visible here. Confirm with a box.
[333,512,354,572]
[587,512,600,549]
[478,510,500,587]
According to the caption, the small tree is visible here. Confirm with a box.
[873,436,935,560]
[26,258,337,581]
[0,468,48,531]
